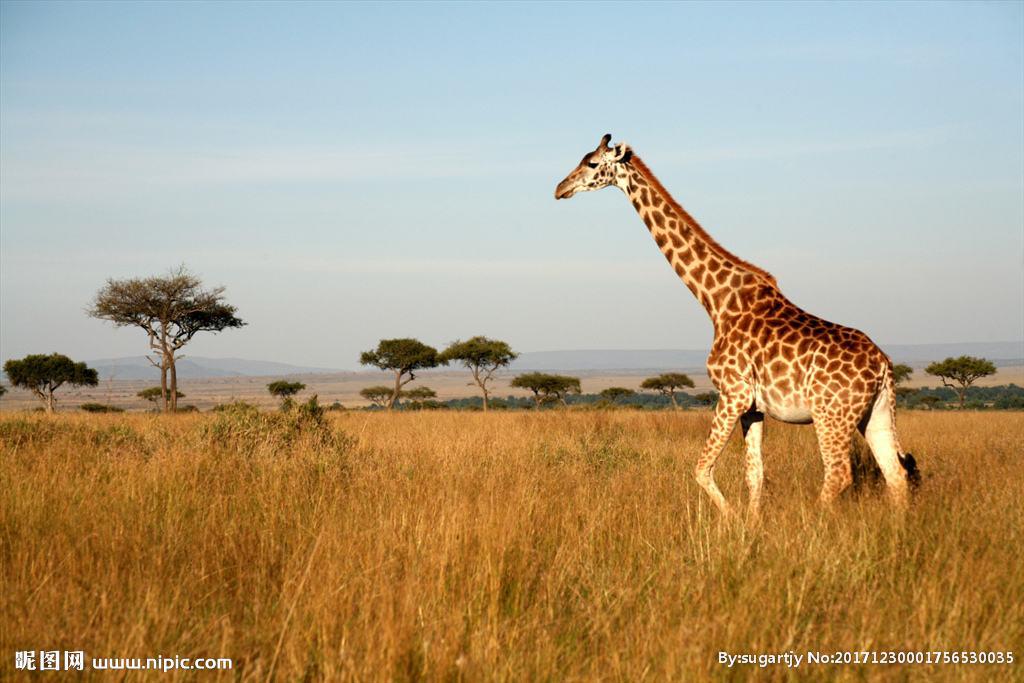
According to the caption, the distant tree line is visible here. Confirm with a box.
[0,264,1016,413]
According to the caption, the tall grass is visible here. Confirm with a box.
[2,410,1021,680]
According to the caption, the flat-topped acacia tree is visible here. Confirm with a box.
[3,353,99,413]
[694,391,719,408]
[892,364,913,385]
[267,381,306,410]
[640,373,695,409]
[600,387,636,405]
[400,386,439,410]
[401,386,437,401]
[89,266,245,413]
[511,372,581,408]
[441,336,517,411]
[925,356,996,408]
[138,387,184,409]
[359,338,445,410]
[359,386,393,409]
[892,364,916,402]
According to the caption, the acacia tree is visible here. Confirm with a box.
[267,380,306,410]
[510,372,547,408]
[400,386,438,410]
[138,387,184,408]
[359,338,445,410]
[545,375,581,406]
[359,386,393,409]
[440,336,517,411]
[892,363,916,402]
[925,356,996,409]
[640,372,695,409]
[89,267,245,413]
[3,353,99,413]
[892,364,913,385]
[401,386,437,401]
[600,387,636,405]
[693,391,719,408]
[510,372,581,408]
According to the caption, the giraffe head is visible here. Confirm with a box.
[554,133,633,200]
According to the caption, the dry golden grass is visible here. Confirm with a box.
[1,409,1022,681]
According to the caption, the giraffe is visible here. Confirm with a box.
[554,134,920,516]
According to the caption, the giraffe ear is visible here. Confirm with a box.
[614,144,633,163]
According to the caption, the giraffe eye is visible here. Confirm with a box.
[586,162,598,169]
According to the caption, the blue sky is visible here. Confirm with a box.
[1,1,1022,368]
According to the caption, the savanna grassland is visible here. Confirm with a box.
[2,408,1022,681]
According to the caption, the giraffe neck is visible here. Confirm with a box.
[617,156,777,322]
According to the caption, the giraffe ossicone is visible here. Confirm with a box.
[555,134,919,516]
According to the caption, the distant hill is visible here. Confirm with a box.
[877,342,1023,365]
[511,341,1024,371]
[511,349,710,371]
[84,357,342,380]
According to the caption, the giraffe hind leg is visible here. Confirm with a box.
[812,412,857,504]
[860,388,911,507]
[740,410,765,519]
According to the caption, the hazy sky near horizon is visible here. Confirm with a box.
[2,1,1022,369]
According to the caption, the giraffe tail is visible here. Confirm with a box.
[882,361,922,490]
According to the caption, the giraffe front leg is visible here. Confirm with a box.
[694,388,753,516]
[740,410,765,519]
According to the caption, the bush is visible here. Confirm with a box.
[80,403,125,413]
[0,419,62,447]
[212,401,257,412]
[0,418,147,453]
[202,395,353,456]
[994,395,1024,409]
[402,399,447,411]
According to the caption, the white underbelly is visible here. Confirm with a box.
[766,405,813,424]
[755,387,813,424]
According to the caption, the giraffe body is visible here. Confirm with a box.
[555,135,918,515]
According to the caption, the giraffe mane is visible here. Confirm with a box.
[629,155,778,286]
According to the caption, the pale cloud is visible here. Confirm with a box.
[1,102,963,205]
[0,138,552,202]
[1,246,658,282]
